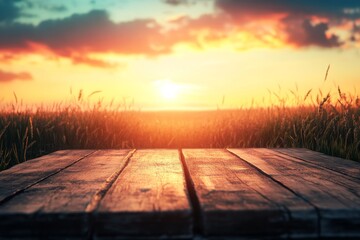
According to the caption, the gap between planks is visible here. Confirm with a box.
[226,148,321,238]
[1,148,359,239]
[85,149,136,239]
[94,149,192,238]
[178,149,204,236]
[0,149,136,238]
[228,148,360,238]
[85,149,136,212]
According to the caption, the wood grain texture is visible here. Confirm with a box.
[274,148,360,180]
[0,148,359,239]
[0,150,95,203]
[0,150,132,238]
[226,148,318,238]
[182,149,315,238]
[229,148,360,238]
[95,149,192,239]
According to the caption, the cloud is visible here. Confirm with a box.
[0,69,32,82]
[215,0,360,20]
[71,55,119,68]
[170,13,228,31]
[0,0,20,22]
[163,0,188,6]
[34,10,167,55]
[285,19,342,48]
[350,22,360,42]
[0,0,359,65]
[0,10,171,66]
[0,22,36,50]
[214,0,360,48]
[166,13,232,46]
[353,22,360,33]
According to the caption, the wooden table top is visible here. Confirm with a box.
[0,148,359,239]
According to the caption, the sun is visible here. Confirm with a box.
[156,80,180,100]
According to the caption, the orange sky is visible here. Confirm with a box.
[1,0,360,110]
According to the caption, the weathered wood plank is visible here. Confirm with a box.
[229,148,360,238]
[0,150,133,238]
[259,148,360,194]
[0,150,95,203]
[275,148,360,180]
[182,149,315,238]
[95,149,192,239]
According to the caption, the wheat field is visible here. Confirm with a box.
[0,87,359,171]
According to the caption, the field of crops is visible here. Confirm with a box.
[0,89,359,171]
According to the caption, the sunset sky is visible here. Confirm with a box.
[1,0,360,110]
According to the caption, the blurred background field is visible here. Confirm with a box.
[0,87,359,171]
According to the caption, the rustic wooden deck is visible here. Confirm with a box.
[0,149,359,239]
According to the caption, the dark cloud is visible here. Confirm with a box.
[0,0,20,22]
[214,0,360,48]
[0,0,358,65]
[353,22,360,33]
[215,0,360,20]
[163,0,188,6]
[0,10,172,66]
[0,69,32,82]
[350,22,360,42]
[285,19,342,48]
[0,22,36,50]
[34,10,167,55]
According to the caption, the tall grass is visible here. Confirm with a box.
[0,87,359,170]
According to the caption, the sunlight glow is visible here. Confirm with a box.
[155,80,181,100]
